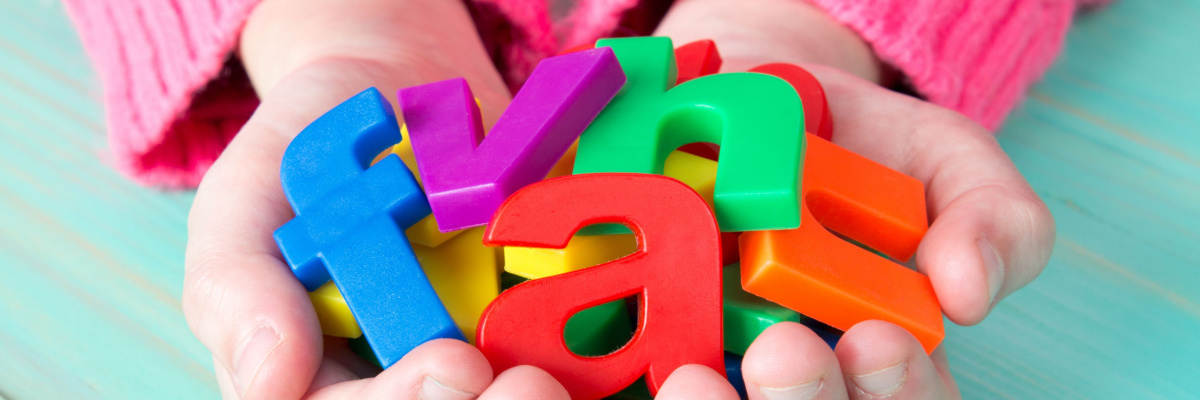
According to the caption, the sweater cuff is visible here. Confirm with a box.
[63,0,261,187]
[807,0,1079,131]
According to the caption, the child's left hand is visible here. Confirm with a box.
[637,0,1057,399]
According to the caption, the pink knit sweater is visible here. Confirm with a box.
[63,0,1104,187]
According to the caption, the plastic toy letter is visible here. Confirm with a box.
[573,37,806,232]
[673,39,721,85]
[673,39,723,160]
[308,282,361,338]
[273,88,464,368]
[722,263,800,355]
[740,134,943,353]
[749,63,834,141]
[398,47,626,232]
[477,174,725,400]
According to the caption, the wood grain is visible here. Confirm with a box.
[0,0,1196,398]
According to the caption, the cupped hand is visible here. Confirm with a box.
[182,0,574,398]
[650,0,1056,398]
[653,67,1023,400]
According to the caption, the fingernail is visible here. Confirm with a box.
[234,325,281,397]
[977,237,1005,304]
[420,376,479,400]
[760,379,823,400]
[849,362,907,397]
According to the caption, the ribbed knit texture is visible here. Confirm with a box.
[63,0,1104,187]
[808,0,1094,131]
[63,0,260,187]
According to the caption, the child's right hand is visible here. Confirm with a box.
[181,0,547,398]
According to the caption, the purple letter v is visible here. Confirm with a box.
[398,47,626,232]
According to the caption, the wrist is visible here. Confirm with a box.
[655,0,890,85]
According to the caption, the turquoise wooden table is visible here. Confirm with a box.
[1,1,1197,398]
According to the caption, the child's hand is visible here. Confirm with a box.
[181,0,575,398]
[647,0,1056,398]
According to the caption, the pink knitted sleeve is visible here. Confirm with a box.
[807,0,1109,131]
[63,0,262,187]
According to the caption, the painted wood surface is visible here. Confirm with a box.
[0,0,1196,398]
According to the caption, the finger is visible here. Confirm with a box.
[655,364,742,400]
[185,177,322,400]
[917,181,1054,324]
[805,65,1055,325]
[214,356,240,400]
[307,339,494,400]
[836,321,960,399]
[741,322,848,400]
[184,65,369,398]
[477,366,571,400]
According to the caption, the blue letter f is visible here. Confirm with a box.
[274,88,464,368]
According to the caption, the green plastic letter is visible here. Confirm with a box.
[573,37,805,231]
